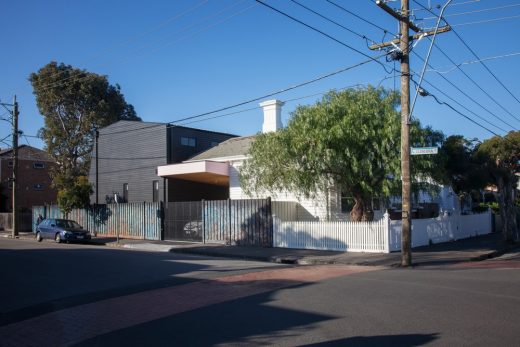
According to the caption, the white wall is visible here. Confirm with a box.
[273,210,492,253]
[388,210,492,251]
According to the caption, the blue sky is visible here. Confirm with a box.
[1,0,519,150]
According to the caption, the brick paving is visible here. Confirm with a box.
[0,265,379,347]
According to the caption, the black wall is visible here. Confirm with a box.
[89,121,236,204]
[168,126,236,164]
[89,121,168,204]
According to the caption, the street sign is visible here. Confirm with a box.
[411,147,438,155]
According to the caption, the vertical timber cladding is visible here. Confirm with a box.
[204,198,273,247]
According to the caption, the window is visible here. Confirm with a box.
[7,182,13,189]
[34,184,44,191]
[152,180,159,202]
[33,162,45,169]
[7,161,13,167]
[180,136,196,147]
[123,183,129,203]
[210,141,219,147]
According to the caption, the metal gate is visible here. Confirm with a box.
[164,201,202,242]
[163,199,273,247]
[204,198,272,247]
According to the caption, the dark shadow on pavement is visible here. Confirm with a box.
[74,285,338,347]
[0,245,283,326]
[302,333,440,347]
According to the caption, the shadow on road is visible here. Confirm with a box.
[0,243,282,326]
[74,285,338,347]
[303,333,440,346]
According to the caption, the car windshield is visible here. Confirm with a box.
[56,220,82,229]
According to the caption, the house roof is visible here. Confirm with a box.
[0,145,54,162]
[189,136,256,161]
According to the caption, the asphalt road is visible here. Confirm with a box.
[1,238,519,346]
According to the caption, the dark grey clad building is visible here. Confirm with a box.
[88,120,237,204]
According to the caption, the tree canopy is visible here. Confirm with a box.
[240,86,444,221]
[29,61,141,212]
[434,135,489,198]
[478,131,519,241]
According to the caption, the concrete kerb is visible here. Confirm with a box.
[3,231,519,267]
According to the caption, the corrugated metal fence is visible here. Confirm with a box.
[0,213,33,232]
[32,202,162,240]
[204,198,272,247]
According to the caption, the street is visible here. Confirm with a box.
[1,238,519,346]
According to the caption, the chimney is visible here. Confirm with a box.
[259,99,284,133]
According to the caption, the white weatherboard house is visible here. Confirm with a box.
[157,100,346,221]
[157,100,458,222]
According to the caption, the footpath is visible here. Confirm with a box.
[1,230,518,268]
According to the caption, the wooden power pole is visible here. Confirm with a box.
[399,0,412,267]
[12,95,19,238]
[370,0,450,266]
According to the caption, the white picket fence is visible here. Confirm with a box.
[273,210,492,253]
[273,216,390,253]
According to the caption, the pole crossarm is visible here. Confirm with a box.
[376,0,422,32]
[369,25,451,50]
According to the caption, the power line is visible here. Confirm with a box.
[410,0,482,11]
[411,74,510,133]
[99,55,388,136]
[92,156,166,160]
[421,3,520,20]
[254,0,393,74]
[33,0,253,93]
[449,14,520,27]
[363,1,518,130]
[451,29,520,106]
[426,91,503,137]
[425,90,520,149]
[28,0,211,90]
[426,39,520,123]
[411,50,517,130]
[426,52,520,74]
[289,0,377,45]
[413,0,520,108]
[92,164,160,176]
[328,0,395,35]
[117,1,256,66]
[179,83,367,126]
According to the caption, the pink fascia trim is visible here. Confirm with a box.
[157,160,229,178]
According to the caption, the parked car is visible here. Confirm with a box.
[35,218,92,243]
[183,220,203,239]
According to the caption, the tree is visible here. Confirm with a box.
[433,136,490,204]
[478,131,519,242]
[29,61,141,211]
[56,176,93,215]
[240,86,444,221]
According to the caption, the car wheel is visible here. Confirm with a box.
[55,233,62,243]
[36,232,43,242]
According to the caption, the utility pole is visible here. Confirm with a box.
[399,0,412,267]
[370,0,450,266]
[95,129,99,205]
[12,95,19,238]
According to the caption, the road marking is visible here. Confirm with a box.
[0,265,378,347]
